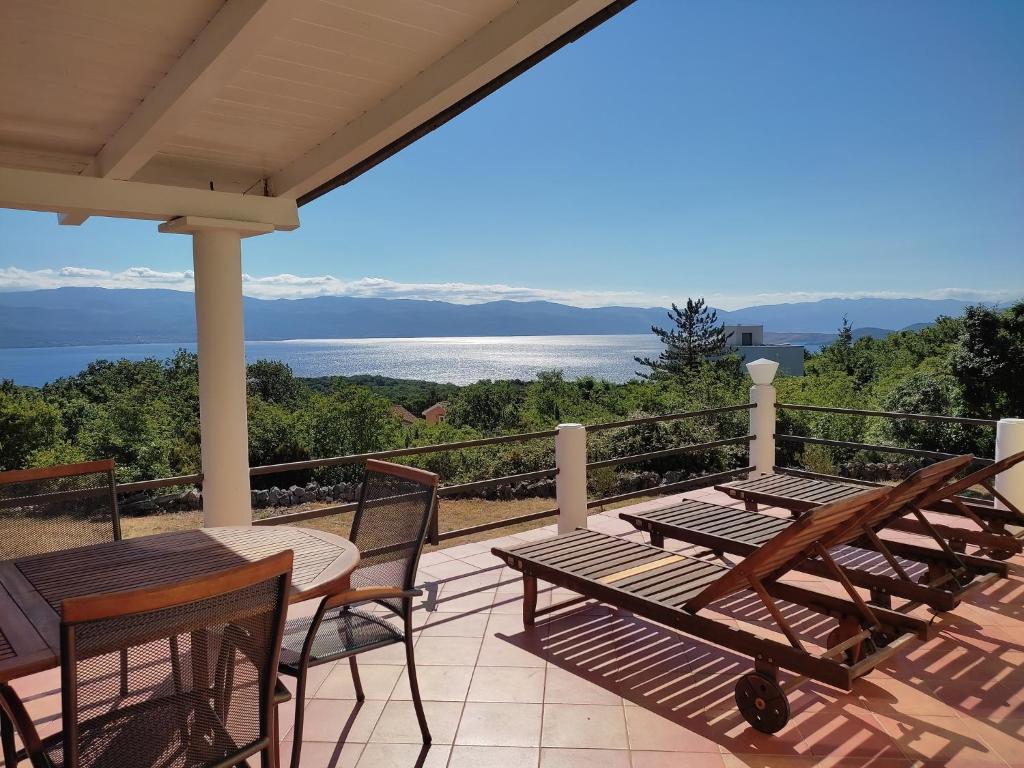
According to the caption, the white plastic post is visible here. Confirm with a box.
[159,217,274,526]
[746,358,779,477]
[556,423,588,533]
[995,418,1024,511]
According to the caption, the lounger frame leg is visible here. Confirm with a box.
[523,575,538,626]
[649,530,664,548]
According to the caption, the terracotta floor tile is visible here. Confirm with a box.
[623,705,718,753]
[544,665,623,705]
[476,634,547,667]
[540,748,631,768]
[391,665,474,702]
[419,610,491,638]
[278,739,364,768]
[294,699,386,744]
[876,712,1008,766]
[354,742,452,768]
[468,666,546,703]
[541,704,629,750]
[412,635,483,666]
[434,588,497,612]
[455,702,543,747]
[369,700,463,745]
[633,751,726,768]
[449,745,540,768]
[316,663,404,700]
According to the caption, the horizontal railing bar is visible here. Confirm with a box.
[436,507,559,541]
[437,468,558,496]
[117,474,203,494]
[776,403,996,427]
[253,501,358,526]
[586,465,754,508]
[249,429,558,476]
[586,403,754,433]
[586,434,753,470]
[776,434,994,465]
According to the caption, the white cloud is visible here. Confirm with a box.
[0,265,1019,309]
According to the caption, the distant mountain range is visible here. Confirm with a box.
[0,288,1010,348]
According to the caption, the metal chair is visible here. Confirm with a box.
[277,460,438,768]
[0,460,123,767]
[0,550,293,768]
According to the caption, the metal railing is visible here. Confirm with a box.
[112,402,756,544]
[775,402,996,428]
[774,402,998,481]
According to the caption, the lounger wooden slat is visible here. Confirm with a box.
[625,457,1007,611]
[495,489,936,735]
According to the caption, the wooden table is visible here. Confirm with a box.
[0,526,359,682]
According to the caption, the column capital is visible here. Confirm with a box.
[159,215,274,237]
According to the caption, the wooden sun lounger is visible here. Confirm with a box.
[493,486,935,735]
[621,456,1008,612]
[716,450,1024,559]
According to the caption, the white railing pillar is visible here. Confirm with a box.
[746,358,780,477]
[995,418,1024,511]
[556,423,588,533]
[160,216,274,527]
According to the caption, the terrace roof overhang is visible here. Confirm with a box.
[0,0,633,523]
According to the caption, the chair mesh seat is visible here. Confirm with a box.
[279,608,402,669]
[40,690,247,768]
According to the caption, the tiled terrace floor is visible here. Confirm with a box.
[5,488,1024,768]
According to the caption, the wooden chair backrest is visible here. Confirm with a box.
[685,485,890,611]
[919,449,1024,507]
[820,454,973,548]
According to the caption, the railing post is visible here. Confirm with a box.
[995,418,1024,511]
[746,359,779,477]
[556,423,588,533]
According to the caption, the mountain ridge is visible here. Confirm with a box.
[0,287,1006,348]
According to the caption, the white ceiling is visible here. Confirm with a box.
[0,0,624,209]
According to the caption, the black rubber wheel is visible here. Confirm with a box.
[988,548,1015,562]
[734,672,790,734]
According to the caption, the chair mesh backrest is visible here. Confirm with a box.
[349,464,436,616]
[0,460,119,561]
[61,562,290,768]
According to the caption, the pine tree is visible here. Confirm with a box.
[634,298,732,378]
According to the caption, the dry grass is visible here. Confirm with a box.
[118,493,660,550]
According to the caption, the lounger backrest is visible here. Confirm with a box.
[820,454,973,548]
[684,485,891,611]
[919,449,1024,508]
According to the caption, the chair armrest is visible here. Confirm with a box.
[324,586,421,610]
[0,682,42,759]
[274,678,292,705]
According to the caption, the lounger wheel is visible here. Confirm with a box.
[987,548,1015,562]
[734,672,790,734]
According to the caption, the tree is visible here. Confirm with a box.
[634,298,732,379]
[821,315,855,376]
[247,360,303,405]
[951,302,1024,419]
[0,381,64,470]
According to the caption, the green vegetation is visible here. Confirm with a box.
[1,301,1020,486]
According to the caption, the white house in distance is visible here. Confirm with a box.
[724,325,805,376]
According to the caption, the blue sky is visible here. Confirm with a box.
[1,0,1021,309]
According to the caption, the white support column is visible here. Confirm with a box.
[746,359,780,477]
[160,216,273,526]
[556,423,588,533]
[995,418,1024,511]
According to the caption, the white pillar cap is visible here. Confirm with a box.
[746,358,780,385]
